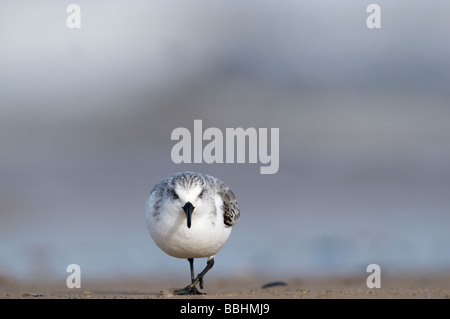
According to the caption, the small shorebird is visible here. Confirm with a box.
[145,171,240,295]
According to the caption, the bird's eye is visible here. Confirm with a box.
[199,189,205,199]
[169,189,179,200]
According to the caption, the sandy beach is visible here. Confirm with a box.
[2,274,449,299]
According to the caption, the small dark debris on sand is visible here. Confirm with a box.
[22,293,44,297]
[261,281,288,289]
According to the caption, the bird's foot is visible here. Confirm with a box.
[173,285,205,295]
[173,274,207,295]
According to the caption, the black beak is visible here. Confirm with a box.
[182,202,195,228]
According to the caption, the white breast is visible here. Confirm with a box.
[145,196,232,259]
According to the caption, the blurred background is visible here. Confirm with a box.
[1,1,450,284]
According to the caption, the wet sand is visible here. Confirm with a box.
[1,274,449,299]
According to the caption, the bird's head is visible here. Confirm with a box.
[167,177,206,229]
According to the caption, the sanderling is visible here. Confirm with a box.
[145,171,240,295]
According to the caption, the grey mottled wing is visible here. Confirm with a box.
[218,186,240,227]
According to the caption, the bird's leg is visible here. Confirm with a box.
[195,257,214,289]
[189,258,195,284]
[173,258,204,295]
[173,257,215,295]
